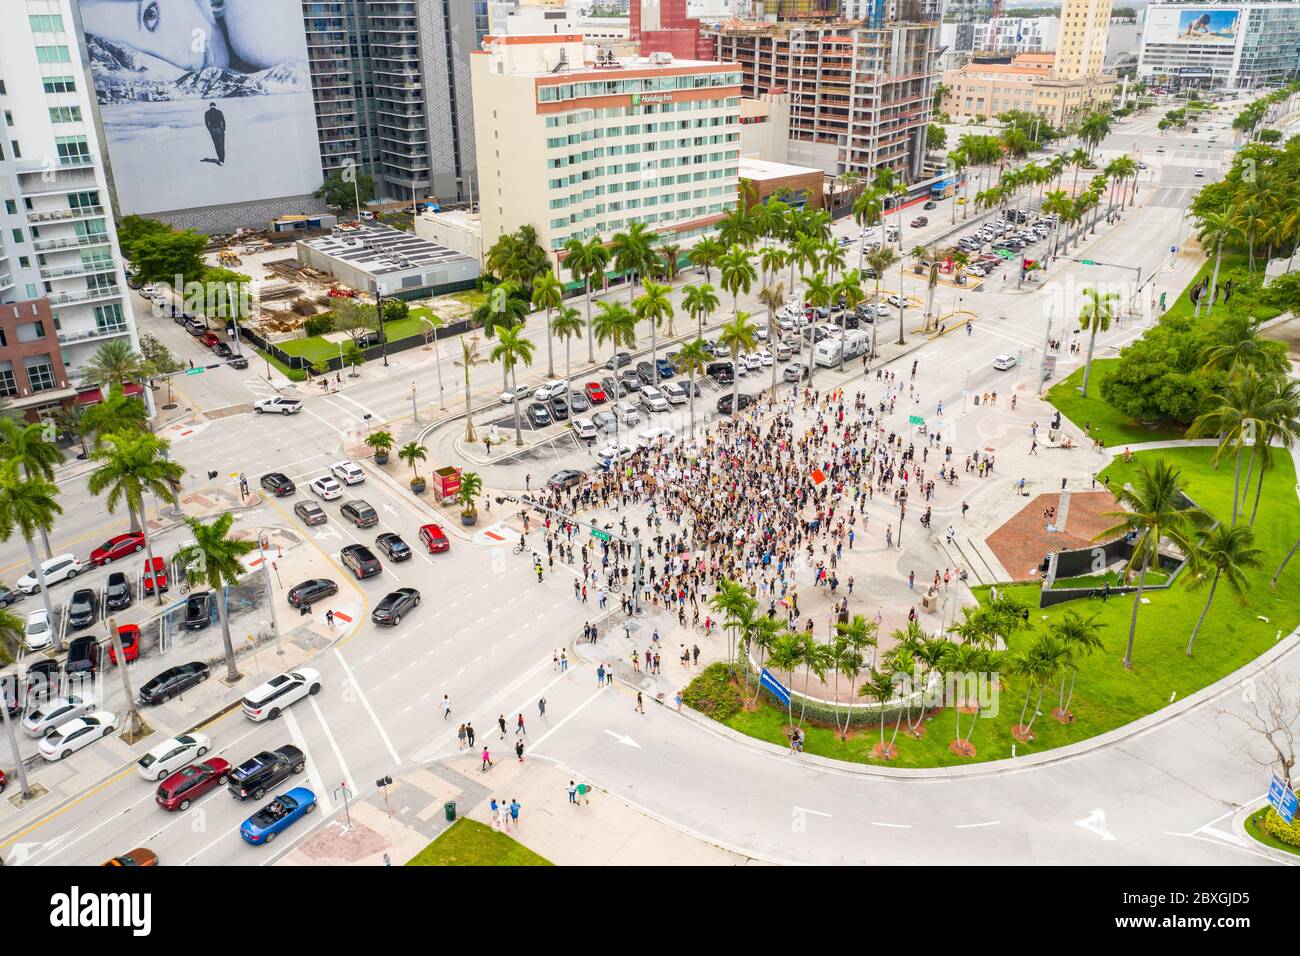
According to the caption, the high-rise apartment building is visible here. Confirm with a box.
[471,35,742,253]
[631,0,716,59]
[302,1,380,181]
[706,7,941,181]
[0,0,140,417]
[1055,0,1113,80]
[1137,2,1300,90]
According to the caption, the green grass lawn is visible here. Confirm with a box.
[274,312,437,366]
[1046,360,1184,448]
[251,347,307,381]
[1244,807,1300,857]
[1160,252,1280,324]
[1051,569,1168,589]
[405,818,552,866]
[714,444,1300,768]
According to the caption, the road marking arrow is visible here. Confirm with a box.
[9,828,80,866]
[383,503,397,515]
[1074,808,1117,841]
[603,729,641,748]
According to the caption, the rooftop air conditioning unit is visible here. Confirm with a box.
[649,52,673,65]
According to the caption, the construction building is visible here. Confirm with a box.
[705,4,942,181]
[631,0,717,59]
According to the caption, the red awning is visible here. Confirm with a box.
[123,382,143,396]
[76,388,102,405]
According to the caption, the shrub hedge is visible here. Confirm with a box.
[682,662,743,721]
[1258,807,1300,848]
[304,314,335,337]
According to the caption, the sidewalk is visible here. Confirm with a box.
[277,754,755,866]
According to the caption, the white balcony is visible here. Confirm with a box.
[47,285,122,307]
[26,205,106,224]
[57,323,130,346]
[32,234,111,253]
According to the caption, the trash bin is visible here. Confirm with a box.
[444,801,456,822]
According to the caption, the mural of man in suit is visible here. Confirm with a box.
[205,101,226,165]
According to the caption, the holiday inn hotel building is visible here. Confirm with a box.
[471,35,742,253]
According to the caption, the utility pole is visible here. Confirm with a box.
[1039,305,1054,396]
[0,683,30,799]
[257,532,284,656]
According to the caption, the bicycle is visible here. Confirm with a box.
[512,543,527,555]
[606,578,623,593]
[694,620,715,636]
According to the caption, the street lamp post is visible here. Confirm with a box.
[420,317,446,409]
[256,530,284,656]
[373,288,390,367]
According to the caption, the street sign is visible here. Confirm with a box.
[908,415,925,426]
[590,528,611,543]
[1080,259,1096,265]
[185,367,205,376]
[759,668,791,707]
[1269,772,1297,824]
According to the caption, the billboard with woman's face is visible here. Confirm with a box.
[1146,8,1243,45]
[80,0,323,215]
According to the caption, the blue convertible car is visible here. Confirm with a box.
[239,787,317,845]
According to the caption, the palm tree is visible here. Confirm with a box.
[551,305,585,396]
[718,206,757,249]
[765,630,805,731]
[1079,111,1112,158]
[592,301,637,443]
[490,324,535,446]
[718,311,759,418]
[175,514,257,683]
[1231,198,1270,274]
[0,604,34,794]
[1049,609,1103,718]
[746,616,783,707]
[457,335,482,444]
[757,280,786,392]
[81,386,149,447]
[851,187,883,273]
[836,613,877,737]
[87,431,182,609]
[474,281,529,388]
[758,245,787,290]
[674,338,711,438]
[1193,210,1239,318]
[530,270,564,378]
[80,340,153,390]
[633,280,674,385]
[656,241,682,281]
[1042,190,1073,256]
[0,464,62,651]
[1187,366,1271,526]
[865,246,897,362]
[948,151,968,224]
[1077,286,1118,398]
[610,222,658,304]
[803,271,833,388]
[1185,523,1264,656]
[681,283,719,337]
[0,419,64,556]
[1244,374,1300,526]
[398,441,427,487]
[790,234,822,292]
[688,236,724,282]
[862,668,899,758]
[1201,316,1268,376]
[795,632,830,728]
[1066,146,1090,196]
[821,241,846,285]
[717,244,757,319]
[1095,458,1206,668]
[709,578,755,664]
[563,235,610,363]
[938,641,984,754]
[1007,633,1067,738]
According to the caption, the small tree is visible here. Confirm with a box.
[343,341,366,376]
[365,430,394,464]
[456,471,484,520]
[398,441,427,488]
[382,298,410,325]
[331,297,375,344]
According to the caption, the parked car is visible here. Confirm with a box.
[605,351,631,369]
[910,216,928,227]
[784,362,810,383]
[91,532,145,566]
[500,383,533,405]
[23,658,61,703]
[660,381,686,405]
[635,361,656,386]
[156,757,232,811]
[142,556,168,596]
[584,381,608,404]
[39,711,117,761]
[24,609,53,651]
[418,524,450,554]
[65,636,101,676]
[614,401,640,424]
[108,624,140,665]
[136,733,211,782]
[239,788,317,845]
[294,501,327,526]
[567,391,590,414]
[372,588,420,626]
[309,476,343,500]
[287,578,337,609]
[214,343,233,358]
[375,532,412,562]
[655,358,675,379]
[331,460,365,485]
[636,426,677,450]
[199,332,221,348]
[572,417,598,441]
[340,500,378,528]
[341,544,382,579]
[241,669,321,722]
[548,395,569,421]
[253,397,302,415]
[105,571,133,611]
[227,355,249,370]
[184,591,214,630]
[260,472,295,497]
[0,585,19,609]
[596,443,636,469]
[534,379,569,402]
[526,402,553,428]
[547,469,583,491]
[16,554,81,590]
[22,695,95,738]
[592,410,618,433]
[639,385,668,413]
[227,744,306,800]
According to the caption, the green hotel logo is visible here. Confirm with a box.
[631,94,640,105]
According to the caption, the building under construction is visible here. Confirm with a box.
[705,2,941,182]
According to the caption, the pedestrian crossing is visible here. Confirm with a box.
[1147,186,1199,209]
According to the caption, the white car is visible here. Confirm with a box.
[141,284,159,298]
[614,401,640,424]
[887,295,907,308]
[660,381,686,405]
[38,711,117,761]
[500,383,533,405]
[254,397,302,415]
[754,327,769,342]
[872,303,891,317]
[17,553,83,594]
[775,315,796,332]
[639,386,669,413]
[241,667,321,722]
[636,426,677,450]
[1194,169,1204,177]
[993,353,1017,371]
[534,379,570,401]
[756,349,775,367]
[136,732,212,781]
[739,353,762,371]
[22,695,95,738]
[309,476,343,500]
[596,443,636,468]
[571,417,598,441]
[331,460,365,485]
[24,609,52,651]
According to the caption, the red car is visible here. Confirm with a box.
[584,381,608,404]
[91,532,145,566]
[142,556,168,595]
[156,758,231,811]
[418,523,449,554]
[199,331,221,348]
[108,624,140,665]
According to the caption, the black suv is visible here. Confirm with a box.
[105,571,133,611]
[371,588,420,626]
[549,395,569,421]
[717,393,756,415]
[287,578,338,609]
[260,472,295,497]
[375,533,412,562]
[139,661,210,705]
[355,331,386,349]
[67,588,98,630]
[605,351,631,369]
[635,361,656,386]
[65,635,100,676]
[184,591,214,630]
[227,744,306,801]
[341,544,382,579]
[340,500,378,528]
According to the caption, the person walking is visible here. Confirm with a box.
[508,798,521,829]
[560,649,568,672]
[597,662,606,685]
[481,746,493,772]
[457,722,467,751]
[498,713,507,738]
[516,713,526,736]
[489,796,501,829]
[466,722,475,748]
[538,697,547,718]
[442,694,451,720]
[635,691,645,714]
[674,690,682,711]
[325,609,335,630]
[568,780,579,805]
[515,739,525,762]
[553,649,560,671]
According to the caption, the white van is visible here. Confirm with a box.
[636,426,677,450]
[885,225,900,241]
[660,381,686,405]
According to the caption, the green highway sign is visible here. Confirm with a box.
[185,367,206,376]
[908,415,925,426]
[1081,259,1096,265]
[590,528,611,542]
